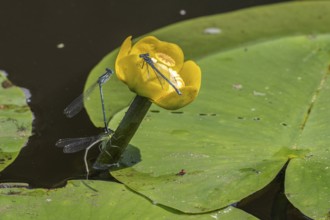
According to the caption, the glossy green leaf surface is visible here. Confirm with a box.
[285,69,330,220]
[84,2,330,219]
[0,180,256,220]
[109,35,330,217]
[0,71,33,171]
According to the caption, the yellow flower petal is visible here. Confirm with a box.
[115,36,133,81]
[179,60,202,91]
[117,36,132,60]
[154,86,199,110]
[130,36,159,54]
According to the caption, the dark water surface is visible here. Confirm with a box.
[0,0,310,219]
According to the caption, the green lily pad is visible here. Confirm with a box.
[84,2,330,219]
[0,71,33,171]
[109,35,330,217]
[0,180,256,220]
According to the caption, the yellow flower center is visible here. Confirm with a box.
[148,54,185,93]
[155,52,176,67]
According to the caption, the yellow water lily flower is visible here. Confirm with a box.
[115,36,201,110]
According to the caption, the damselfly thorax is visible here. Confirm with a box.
[139,53,184,95]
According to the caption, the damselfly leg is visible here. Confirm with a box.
[139,53,182,95]
[63,68,113,133]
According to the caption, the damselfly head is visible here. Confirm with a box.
[98,68,114,84]
[139,53,150,59]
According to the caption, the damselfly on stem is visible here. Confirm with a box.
[56,130,113,178]
[63,68,113,133]
[58,68,114,178]
[139,53,182,95]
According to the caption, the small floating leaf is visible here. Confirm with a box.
[0,71,33,171]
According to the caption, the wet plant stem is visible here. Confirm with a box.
[93,95,151,170]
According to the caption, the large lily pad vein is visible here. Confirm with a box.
[84,1,330,219]
[0,71,33,171]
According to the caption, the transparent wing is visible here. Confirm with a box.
[140,53,182,95]
[63,81,99,118]
[56,134,104,153]
[63,69,113,118]
[150,65,165,88]
[149,63,182,95]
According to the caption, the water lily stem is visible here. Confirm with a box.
[93,95,151,170]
